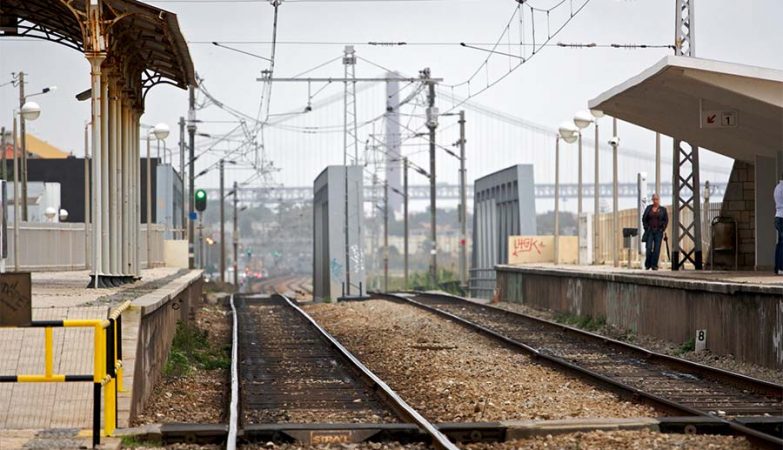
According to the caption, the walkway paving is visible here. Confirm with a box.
[519,263,783,286]
[0,268,187,448]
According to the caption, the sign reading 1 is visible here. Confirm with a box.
[701,109,737,129]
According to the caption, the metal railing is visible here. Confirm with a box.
[8,223,165,271]
[468,267,496,299]
[594,202,723,267]
[0,301,131,447]
[140,223,166,268]
[8,222,87,271]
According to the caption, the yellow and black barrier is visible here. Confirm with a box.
[0,301,132,447]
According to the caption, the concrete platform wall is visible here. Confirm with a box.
[496,266,783,369]
[122,271,203,425]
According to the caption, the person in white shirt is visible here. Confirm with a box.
[775,174,783,275]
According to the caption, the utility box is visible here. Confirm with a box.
[313,166,366,302]
[578,213,593,265]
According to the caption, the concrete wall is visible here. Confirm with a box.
[121,270,203,426]
[496,265,783,369]
[312,166,365,301]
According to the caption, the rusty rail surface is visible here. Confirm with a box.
[382,291,783,449]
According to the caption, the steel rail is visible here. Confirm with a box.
[417,292,783,397]
[381,292,783,449]
[274,293,460,450]
[226,294,240,450]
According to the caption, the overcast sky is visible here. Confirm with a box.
[1,0,781,197]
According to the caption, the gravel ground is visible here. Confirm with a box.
[305,300,659,423]
[463,429,753,450]
[494,301,783,385]
[132,303,231,425]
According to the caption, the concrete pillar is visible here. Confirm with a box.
[121,100,130,274]
[756,155,777,270]
[100,72,110,275]
[109,79,119,275]
[87,53,106,286]
[131,111,138,275]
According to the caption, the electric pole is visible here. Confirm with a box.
[342,45,357,296]
[1,127,6,180]
[424,68,438,287]
[383,177,389,292]
[187,86,196,269]
[233,181,239,291]
[179,116,186,239]
[458,110,467,289]
[17,71,27,220]
[219,159,226,283]
[403,157,409,289]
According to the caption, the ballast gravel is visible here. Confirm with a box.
[132,303,231,425]
[495,301,783,385]
[463,429,753,450]
[304,300,659,423]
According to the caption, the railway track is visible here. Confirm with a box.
[232,293,458,448]
[250,275,312,300]
[382,291,783,448]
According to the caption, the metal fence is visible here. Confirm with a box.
[8,223,165,272]
[468,267,496,299]
[594,202,723,267]
[140,224,166,268]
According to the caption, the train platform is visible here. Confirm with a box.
[0,268,203,449]
[495,264,783,370]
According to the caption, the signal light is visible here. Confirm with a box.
[195,189,207,212]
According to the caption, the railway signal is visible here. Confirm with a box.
[195,189,207,212]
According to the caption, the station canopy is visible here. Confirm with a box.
[589,55,783,164]
[0,0,195,92]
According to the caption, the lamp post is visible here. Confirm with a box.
[573,110,604,265]
[572,111,594,265]
[11,101,41,270]
[555,122,578,265]
[589,109,604,264]
[609,119,620,268]
[219,159,237,283]
[15,74,57,221]
[145,123,169,268]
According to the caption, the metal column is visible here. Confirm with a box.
[458,111,467,288]
[671,0,703,270]
[220,159,226,283]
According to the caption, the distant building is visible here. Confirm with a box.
[1,132,73,160]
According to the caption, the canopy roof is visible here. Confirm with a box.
[589,55,783,163]
[0,0,195,91]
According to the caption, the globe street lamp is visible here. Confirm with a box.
[152,122,170,164]
[11,101,42,270]
[555,123,578,265]
[19,82,57,221]
[572,110,594,265]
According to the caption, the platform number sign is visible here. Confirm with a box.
[695,329,707,353]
